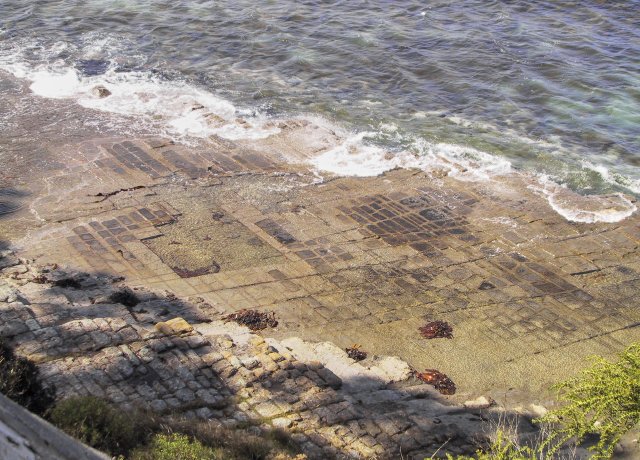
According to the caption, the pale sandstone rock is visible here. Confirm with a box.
[254,401,285,418]
[241,357,260,369]
[463,396,496,409]
[154,317,193,335]
[529,403,548,417]
[272,417,293,429]
[367,355,413,382]
[0,263,512,458]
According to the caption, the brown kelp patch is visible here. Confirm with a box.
[223,309,278,331]
[415,369,456,395]
[345,344,367,361]
[419,320,453,339]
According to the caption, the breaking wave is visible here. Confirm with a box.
[1,61,279,141]
[531,176,637,223]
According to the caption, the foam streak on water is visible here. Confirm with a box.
[2,60,278,141]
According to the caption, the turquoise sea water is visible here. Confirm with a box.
[1,1,639,196]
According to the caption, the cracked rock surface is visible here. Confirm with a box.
[1,75,638,457]
[0,260,517,459]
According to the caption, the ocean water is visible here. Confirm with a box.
[1,1,638,222]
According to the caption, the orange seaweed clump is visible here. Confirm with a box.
[415,369,456,395]
[222,309,278,330]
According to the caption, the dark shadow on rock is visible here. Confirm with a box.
[0,261,567,459]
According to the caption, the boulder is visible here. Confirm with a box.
[154,317,193,335]
[0,254,19,270]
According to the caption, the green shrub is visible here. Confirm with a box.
[47,395,302,459]
[0,339,55,415]
[131,433,224,460]
[48,396,153,456]
[165,419,295,460]
[537,343,640,459]
[440,429,538,460]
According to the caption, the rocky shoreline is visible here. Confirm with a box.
[1,255,515,459]
[1,70,639,458]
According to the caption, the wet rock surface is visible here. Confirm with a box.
[3,133,639,407]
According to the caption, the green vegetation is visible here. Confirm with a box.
[46,395,301,459]
[48,396,153,457]
[0,339,55,416]
[437,343,640,460]
[130,433,225,460]
[443,430,537,460]
[537,343,640,459]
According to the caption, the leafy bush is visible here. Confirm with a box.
[131,433,224,460]
[0,339,55,415]
[537,343,640,459]
[48,396,153,456]
[436,344,640,460]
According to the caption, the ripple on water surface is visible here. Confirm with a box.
[0,0,638,222]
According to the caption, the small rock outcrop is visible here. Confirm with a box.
[91,86,111,98]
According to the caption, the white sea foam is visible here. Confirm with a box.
[310,132,408,177]
[308,129,635,223]
[580,161,640,195]
[1,61,279,141]
[531,175,637,223]
[420,141,512,181]
[308,130,512,181]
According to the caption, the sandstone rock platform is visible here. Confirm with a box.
[2,133,638,406]
[1,71,639,457]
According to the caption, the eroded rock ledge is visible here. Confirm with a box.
[0,257,517,459]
